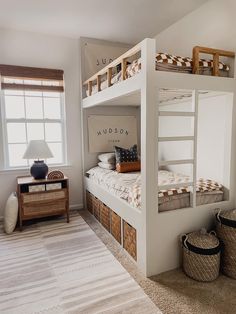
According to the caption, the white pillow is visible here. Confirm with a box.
[98,162,115,170]
[98,153,115,163]
[4,192,18,234]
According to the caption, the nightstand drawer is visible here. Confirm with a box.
[23,199,66,217]
[22,189,66,204]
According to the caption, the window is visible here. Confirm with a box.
[0,65,66,168]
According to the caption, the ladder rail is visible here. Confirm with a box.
[159,159,194,167]
[190,90,199,208]
[158,136,194,142]
[159,111,195,117]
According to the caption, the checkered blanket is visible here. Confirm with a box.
[125,53,230,78]
[156,53,230,71]
[128,171,223,208]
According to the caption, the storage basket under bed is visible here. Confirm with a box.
[86,190,93,214]
[181,230,221,282]
[100,202,111,232]
[216,209,236,279]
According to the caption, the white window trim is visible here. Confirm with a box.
[0,90,68,170]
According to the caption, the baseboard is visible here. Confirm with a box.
[70,203,84,210]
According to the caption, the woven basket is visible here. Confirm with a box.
[216,209,236,279]
[123,221,137,261]
[86,190,93,214]
[111,211,121,244]
[92,196,101,221]
[100,203,110,232]
[181,229,221,282]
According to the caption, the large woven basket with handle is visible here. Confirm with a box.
[216,209,236,279]
[181,229,221,282]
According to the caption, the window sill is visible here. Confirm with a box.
[0,164,72,175]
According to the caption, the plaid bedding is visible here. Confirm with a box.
[87,167,223,209]
[126,53,229,78]
[156,53,230,71]
[128,171,223,208]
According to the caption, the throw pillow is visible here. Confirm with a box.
[4,192,18,234]
[98,162,115,170]
[116,161,141,173]
[115,144,138,163]
[98,152,115,163]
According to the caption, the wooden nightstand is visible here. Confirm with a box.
[17,176,69,230]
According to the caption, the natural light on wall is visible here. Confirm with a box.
[0,65,65,168]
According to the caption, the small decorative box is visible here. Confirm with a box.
[29,185,45,193]
[46,183,62,191]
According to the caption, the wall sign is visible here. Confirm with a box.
[82,39,130,81]
[88,115,137,153]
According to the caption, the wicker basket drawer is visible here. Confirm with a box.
[93,196,101,221]
[100,203,111,232]
[123,221,137,261]
[22,190,66,204]
[86,190,93,214]
[23,199,66,217]
[111,211,121,244]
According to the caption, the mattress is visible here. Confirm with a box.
[86,167,224,212]
[86,53,230,96]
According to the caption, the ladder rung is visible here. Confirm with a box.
[158,182,193,191]
[158,136,194,142]
[159,159,194,167]
[159,111,195,117]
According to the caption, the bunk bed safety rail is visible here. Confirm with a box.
[83,41,143,96]
[192,46,235,76]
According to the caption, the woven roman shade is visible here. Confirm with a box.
[0,64,64,92]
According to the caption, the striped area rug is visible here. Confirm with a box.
[0,213,160,314]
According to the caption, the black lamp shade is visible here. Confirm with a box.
[30,160,49,180]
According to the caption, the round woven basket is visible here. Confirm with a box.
[216,209,236,279]
[181,229,221,282]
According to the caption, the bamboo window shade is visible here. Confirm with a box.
[0,64,64,92]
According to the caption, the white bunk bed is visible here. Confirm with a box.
[81,38,236,277]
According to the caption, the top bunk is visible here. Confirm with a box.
[82,38,235,108]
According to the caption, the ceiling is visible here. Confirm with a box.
[0,0,208,43]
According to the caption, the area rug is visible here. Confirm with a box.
[79,210,236,314]
[0,213,160,314]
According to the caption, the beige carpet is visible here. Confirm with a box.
[0,213,160,314]
[80,210,236,314]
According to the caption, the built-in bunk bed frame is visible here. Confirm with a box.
[81,38,236,277]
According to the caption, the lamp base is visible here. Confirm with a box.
[30,160,48,180]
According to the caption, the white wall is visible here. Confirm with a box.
[197,94,232,188]
[0,29,83,216]
[154,0,236,55]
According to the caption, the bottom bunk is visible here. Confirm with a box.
[86,190,137,261]
[86,166,224,212]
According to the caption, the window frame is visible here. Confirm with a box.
[0,89,67,170]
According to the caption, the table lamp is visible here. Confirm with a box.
[23,140,53,179]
